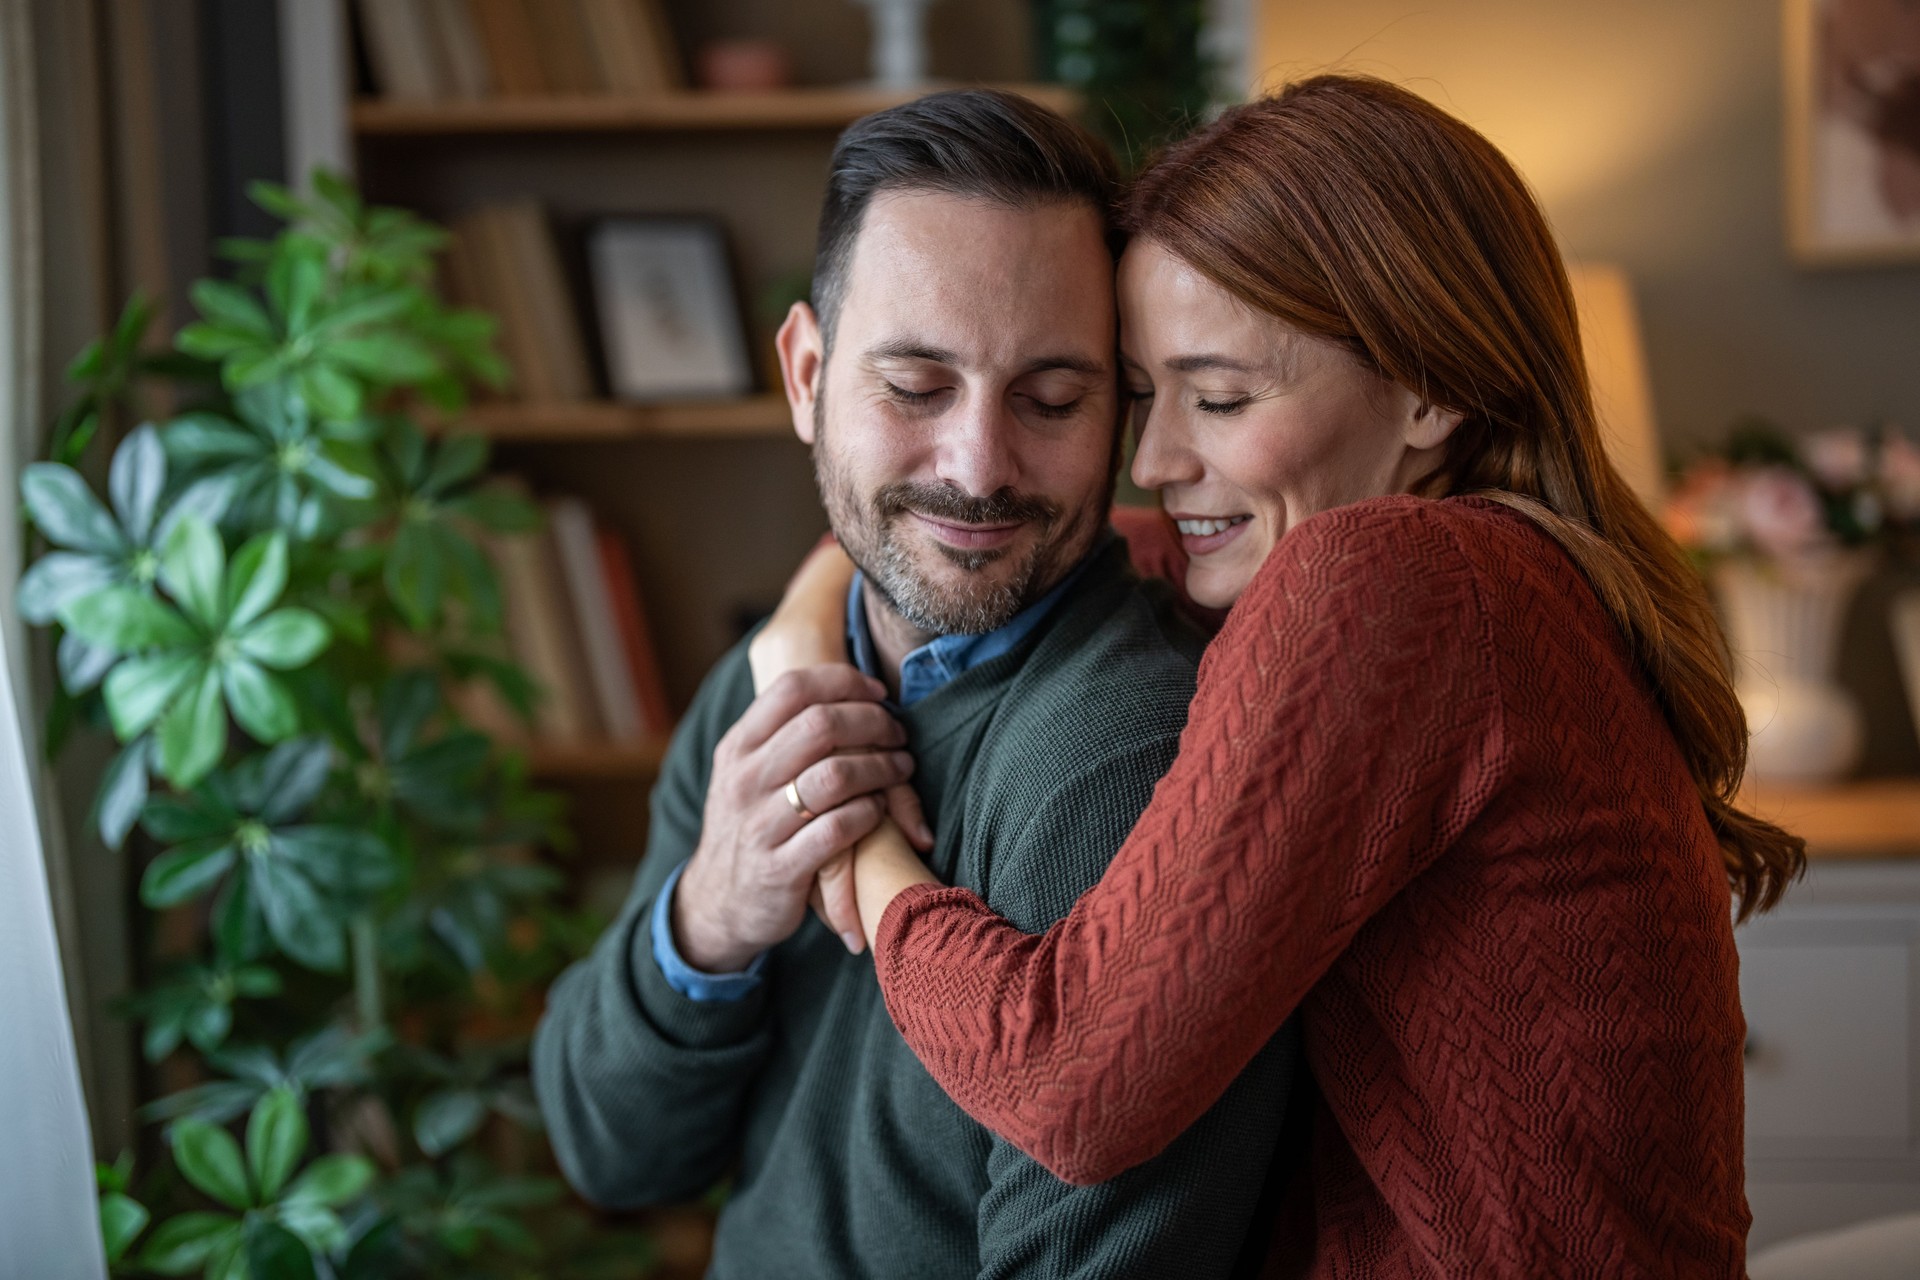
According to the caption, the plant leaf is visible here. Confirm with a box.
[329,333,440,383]
[103,652,202,741]
[413,1089,487,1157]
[99,1190,149,1264]
[236,608,329,669]
[21,463,125,554]
[93,736,153,850]
[247,1087,307,1202]
[170,1117,252,1210]
[158,517,226,629]
[140,840,236,908]
[158,664,227,789]
[283,1153,373,1207]
[16,551,119,624]
[63,587,197,652]
[109,423,168,542]
[57,629,118,695]
[226,533,288,630]
[136,1211,238,1274]
[192,279,273,337]
[224,659,299,743]
[255,737,333,823]
[249,853,343,971]
[245,1218,317,1280]
[274,826,393,894]
[163,413,263,466]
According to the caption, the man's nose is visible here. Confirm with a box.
[931,395,1022,499]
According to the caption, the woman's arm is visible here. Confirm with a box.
[869,498,1509,1184]
[748,541,934,948]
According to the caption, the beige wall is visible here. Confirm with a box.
[1252,0,1920,453]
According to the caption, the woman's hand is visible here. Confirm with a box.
[849,818,941,951]
[752,541,932,952]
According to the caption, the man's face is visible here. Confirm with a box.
[784,190,1119,635]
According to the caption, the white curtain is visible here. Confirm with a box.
[0,0,109,1274]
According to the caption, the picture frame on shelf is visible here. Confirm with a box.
[1783,0,1920,265]
[586,217,756,400]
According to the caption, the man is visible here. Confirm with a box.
[533,90,1296,1279]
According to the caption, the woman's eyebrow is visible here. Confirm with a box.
[1163,353,1261,373]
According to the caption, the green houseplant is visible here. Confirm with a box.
[22,174,652,1278]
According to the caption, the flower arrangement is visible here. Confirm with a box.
[1663,416,1920,565]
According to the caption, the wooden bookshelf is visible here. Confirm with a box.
[524,737,670,781]
[351,84,1080,137]
[1741,779,1920,859]
[450,395,794,441]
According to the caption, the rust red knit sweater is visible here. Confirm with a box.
[875,495,1750,1278]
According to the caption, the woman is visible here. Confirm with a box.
[753,76,1800,1275]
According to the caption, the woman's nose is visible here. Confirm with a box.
[1129,402,1196,492]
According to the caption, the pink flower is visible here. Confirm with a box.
[1803,427,1870,489]
[1663,460,1743,552]
[1740,467,1833,557]
[1882,433,1920,519]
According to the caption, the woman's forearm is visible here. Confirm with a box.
[750,541,858,687]
[851,819,940,948]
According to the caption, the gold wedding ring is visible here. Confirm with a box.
[784,778,817,822]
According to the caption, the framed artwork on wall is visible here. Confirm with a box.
[587,217,756,400]
[1784,0,1920,265]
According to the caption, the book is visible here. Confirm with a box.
[492,202,595,402]
[630,0,685,91]
[449,210,543,400]
[577,0,676,95]
[466,0,547,96]
[594,525,675,736]
[547,497,647,743]
[529,0,605,95]
[356,0,444,100]
[488,522,602,744]
[422,0,491,100]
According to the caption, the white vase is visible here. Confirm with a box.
[856,0,937,89]
[1714,555,1871,784]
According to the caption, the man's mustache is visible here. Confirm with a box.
[877,482,1057,527]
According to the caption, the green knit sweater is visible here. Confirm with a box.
[532,538,1299,1279]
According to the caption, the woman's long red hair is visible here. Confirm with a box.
[1128,75,1803,917]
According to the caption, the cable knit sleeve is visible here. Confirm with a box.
[872,497,1511,1185]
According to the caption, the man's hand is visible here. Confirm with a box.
[673,666,915,971]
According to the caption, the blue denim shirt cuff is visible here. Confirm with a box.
[650,860,768,1001]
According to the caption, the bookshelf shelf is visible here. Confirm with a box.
[524,738,670,781]
[1741,778,1920,859]
[449,395,795,441]
[351,84,1079,136]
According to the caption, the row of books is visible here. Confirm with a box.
[443,203,595,404]
[464,489,674,747]
[355,0,684,101]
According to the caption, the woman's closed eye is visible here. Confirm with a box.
[1195,394,1251,415]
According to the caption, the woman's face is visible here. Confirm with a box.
[1120,240,1460,608]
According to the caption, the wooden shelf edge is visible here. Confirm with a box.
[353,84,1081,136]
[1739,779,1920,859]
[521,738,669,781]
[440,395,795,441]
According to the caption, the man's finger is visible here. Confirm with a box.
[777,794,885,881]
[727,665,887,754]
[815,851,862,954]
[781,750,913,832]
[884,783,934,852]
[756,701,907,791]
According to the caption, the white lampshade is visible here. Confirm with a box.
[1566,262,1664,507]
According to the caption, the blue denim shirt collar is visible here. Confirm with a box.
[845,531,1110,707]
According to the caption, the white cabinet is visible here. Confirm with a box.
[1738,860,1920,1250]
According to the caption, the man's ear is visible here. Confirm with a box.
[776,301,825,445]
[1405,400,1464,451]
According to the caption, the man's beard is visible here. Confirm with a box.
[812,396,1095,636]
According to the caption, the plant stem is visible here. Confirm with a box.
[352,913,384,1033]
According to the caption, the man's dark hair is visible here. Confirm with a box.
[811,89,1120,353]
